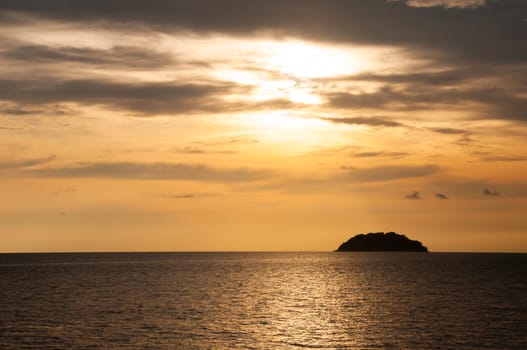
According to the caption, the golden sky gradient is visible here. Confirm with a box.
[1,0,526,252]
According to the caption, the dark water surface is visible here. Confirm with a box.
[1,252,526,349]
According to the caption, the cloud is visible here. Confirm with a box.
[0,126,23,130]
[325,86,462,112]
[173,147,236,155]
[453,134,475,146]
[428,127,468,135]
[237,164,440,194]
[160,192,218,199]
[480,156,527,162]
[1,3,526,124]
[2,45,174,68]
[0,155,56,171]
[25,161,271,182]
[0,107,42,116]
[0,78,304,116]
[171,194,195,199]
[354,151,409,158]
[0,103,72,116]
[1,0,524,66]
[0,78,241,115]
[482,188,499,196]
[435,192,448,199]
[326,88,405,111]
[400,0,486,9]
[328,69,480,86]
[325,86,527,122]
[323,116,406,128]
[340,164,439,183]
[405,191,423,200]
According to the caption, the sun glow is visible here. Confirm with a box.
[217,70,322,105]
[214,39,367,106]
[265,41,365,78]
[232,111,331,146]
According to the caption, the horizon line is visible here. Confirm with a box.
[1,250,526,254]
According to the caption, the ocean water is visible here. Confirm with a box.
[1,252,526,349]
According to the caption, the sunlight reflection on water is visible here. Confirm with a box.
[1,252,526,349]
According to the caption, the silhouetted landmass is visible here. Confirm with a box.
[336,232,428,252]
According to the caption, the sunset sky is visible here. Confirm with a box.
[1,0,526,252]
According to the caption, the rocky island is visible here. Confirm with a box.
[336,232,428,252]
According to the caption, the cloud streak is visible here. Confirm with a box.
[435,192,448,199]
[1,0,524,66]
[399,0,487,9]
[325,85,527,122]
[0,155,56,171]
[323,116,406,128]
[25,161,271,182]
[0,78,240,115]
[482,188,499,196]
[340,164,439,183]
[353,151,409,158]
[405,191,423,200]
[0,77,308,116]
[2,45,175,68]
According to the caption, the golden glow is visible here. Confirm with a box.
[214,39,368,105]
[265,41,364,78]
[216,70,322,105]
[2,17,527,254]
[232,111,331,146]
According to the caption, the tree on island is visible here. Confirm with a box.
[336,232,428,252]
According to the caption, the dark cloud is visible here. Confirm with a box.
[479,91,527,122]
[481,156,527,162]
[326,88,406,111]
[405,191,423,200]
[0,2,525,123]
[435,192,448,199]
[482,188,499,196]
[0,126,23,130]
[0,78,304,116]
[0,78,240,115]
[167,194,195,199]
[325,86,527,121]
[453,134,475,146]
[428,127,468,135]
[1,0,525,65]
[173,146,236,154]
[0,11,25,24]
[354,151,409,158]
[340,164,439,183]
[161,192,218,199]
[325,68,481,86]
[0,103,73,116]
[0,155,56,171]
[0,107,42,116]
[325,86,465,112]
[323,116,406,128]
[2,45,174,68]
[25,161,271,182]
[396,0,486,9]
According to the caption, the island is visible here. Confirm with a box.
[336,232,428,252]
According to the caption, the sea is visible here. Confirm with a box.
[1,252,526,349]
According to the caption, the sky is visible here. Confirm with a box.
[1,0,526,252]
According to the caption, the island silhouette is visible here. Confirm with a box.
[336,232,428,252]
